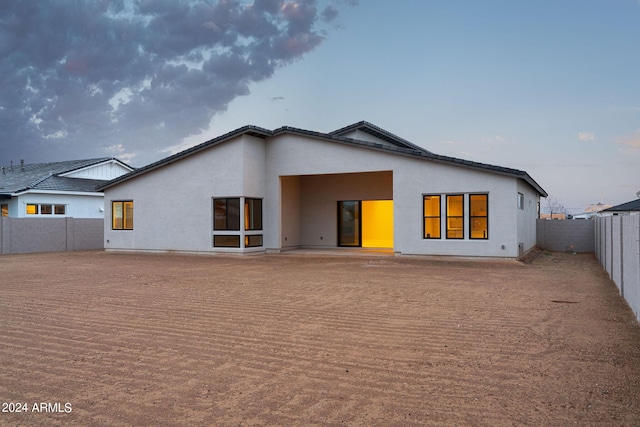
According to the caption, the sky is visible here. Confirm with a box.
[1,0,639,214]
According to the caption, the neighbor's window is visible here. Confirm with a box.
[1,204,8,217]
[41,204,53,215]
[54,205,65,215]
[112,201,133,230]
[214,198,240,230]
[26,204,38,215]
[423,195,441,239]
[470,194,488,239]
[517,192,524,210]
[244,198,263,231]
[446,195,464,239]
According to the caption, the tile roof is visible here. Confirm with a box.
[0,158,118,195]
[602,198,640,212]
[97,123,547,197]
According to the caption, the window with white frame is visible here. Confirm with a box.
[26,203,66,216]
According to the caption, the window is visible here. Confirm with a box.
[470,194,488,239]
[446,195,464,239]
[245,235,263,247]
[1,204,8,217]
[517,193,524,210]
[213,235,240,248]
[112,201,133,230]
[423,195,441,239]
[213,197,263,248]
[214,198,240,230]
[244,198,262,230]
[24,203,66,216]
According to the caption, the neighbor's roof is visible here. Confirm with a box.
[97,123,547,197]
[602,198,640,212]
[0,158,129,195]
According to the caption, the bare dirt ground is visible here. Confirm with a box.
[1,250,639,426]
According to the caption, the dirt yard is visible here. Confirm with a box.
[1,250,639,426]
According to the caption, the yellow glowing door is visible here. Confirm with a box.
[362,200,394,248]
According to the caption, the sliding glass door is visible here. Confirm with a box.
[338,201,361,247]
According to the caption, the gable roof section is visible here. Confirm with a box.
[329,121,432,153]
[97,123,547,197]
[97,125,273,191]
[602,198,640,212]
[0,158,132,196]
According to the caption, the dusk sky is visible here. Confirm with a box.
[1,0,639,213]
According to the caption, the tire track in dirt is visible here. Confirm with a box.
[1,252,639,426]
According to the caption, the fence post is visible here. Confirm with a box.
[66,217,74,251]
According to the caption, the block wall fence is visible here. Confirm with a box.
[0,217,103,254]
[536,218,595,253]
[594,215,640,323]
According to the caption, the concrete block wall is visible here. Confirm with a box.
[0,217,104,254]
[536,218,595,253]
[596,215,640,323]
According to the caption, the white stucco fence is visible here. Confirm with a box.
[595,215,640,323]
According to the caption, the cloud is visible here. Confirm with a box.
[479,135,507,144]
[578,132,595,141]
[0,0,354,166]
[617,129,640,153]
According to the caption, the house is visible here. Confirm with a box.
[98,122,547,258]
[600,198,640,216]
[0,158,134,218]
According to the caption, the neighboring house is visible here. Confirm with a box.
[600,199,640,216]
[0,158,134,218]
[99,122,547,258]
[539,213,568,220]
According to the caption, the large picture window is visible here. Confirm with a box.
[112,201,133,230]
[214,198,240,230]
[423,195,441,239]
[470,194,488,239]
[446,195,464,239]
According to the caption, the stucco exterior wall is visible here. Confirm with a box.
[392,156,520,257]
[517,180,541,255]
[104,136,250,253]
[10,193,105,218]
[266,134,530,257]
[280,176,301,249]
[104,131,541,258]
